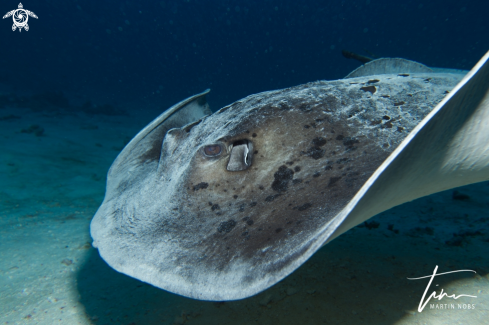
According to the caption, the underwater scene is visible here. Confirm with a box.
[1,0,488,324]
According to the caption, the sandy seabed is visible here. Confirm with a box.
[1,101,488,325]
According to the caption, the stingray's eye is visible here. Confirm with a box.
[203,144,222,157]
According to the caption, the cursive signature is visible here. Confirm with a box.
[407,265,477,312]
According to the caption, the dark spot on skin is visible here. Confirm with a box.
[382,121,393,129]
[382,115,390,120]
[383,143,390,148]
[343,137,359,148]
[397,126,404,132]
[336,157,350,164]
[294,166,301,172]
[252,133,257,137]
[238,204,245,212]
[208,202,213,206]
[295,203,312,211]
[424,78,432,83]
[444,90,450,94]
[394,101,405,106]
[275,228,282,233]
[381,95,390,98]
[312,137,327,147]
[370,120,382,125]
[265,194,281,202]
[325,165,333,171]
[336,135,344,141]
[254,150,258,154]
[292,179,303,185]
[304,125,310,129]
[193,182,209,191]
[259,185,264,190]
[246,219,254,226]
[218,220,236,233]
[233,195,238,199]
[241,231,249,237]
[271,165,294,192]
[398,73,410,77]
[286,161,294,165]
[313,172,321,178]
[211,204,220,211]
[368,79,380,84]
[328,177,341,187]
[360,85,376,94]
[302,147,325,160]
[249,202,257,207]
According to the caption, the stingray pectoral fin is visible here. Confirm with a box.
[105,89,211,199]
[344,57,433,78]
[326,50,489,243]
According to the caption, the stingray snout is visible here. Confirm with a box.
[227,139,254,171]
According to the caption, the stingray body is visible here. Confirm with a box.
[91,53,489,301]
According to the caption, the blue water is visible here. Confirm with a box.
[1,0,487,109]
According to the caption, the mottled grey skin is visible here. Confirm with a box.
[91,70,463,301]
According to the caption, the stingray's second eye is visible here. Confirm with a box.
[203,144,222,157]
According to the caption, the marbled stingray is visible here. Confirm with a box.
[91,52,489,301]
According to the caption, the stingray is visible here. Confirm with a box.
[91,51,489,301]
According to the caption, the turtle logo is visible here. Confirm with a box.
[3,3,37,32]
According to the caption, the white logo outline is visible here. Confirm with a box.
[407,265,478,312]
[3,3,38,32]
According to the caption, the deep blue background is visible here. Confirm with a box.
[1,0,487,111]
